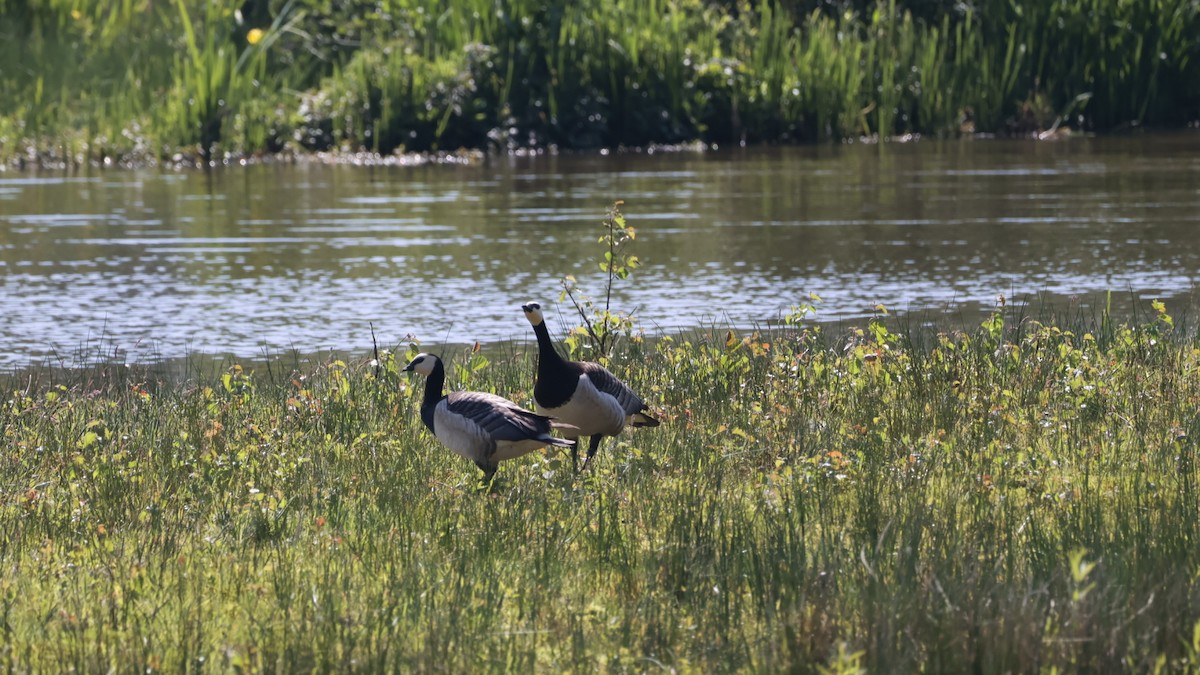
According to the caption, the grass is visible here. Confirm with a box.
[2,298,1199,671]
[1,0,1197,166]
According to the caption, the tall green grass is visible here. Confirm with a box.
[2,299,1199,671]
[1,0,1198,163]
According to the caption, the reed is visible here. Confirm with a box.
[0,0,1197,163]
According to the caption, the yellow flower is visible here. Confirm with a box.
[246,28,264,45]
[70,8,83,20]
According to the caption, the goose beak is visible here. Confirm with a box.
[402,363,414,372]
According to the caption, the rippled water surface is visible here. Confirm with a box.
[2,134,1199,369]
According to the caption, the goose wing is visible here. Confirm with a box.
[445,391,555,442]
[578,361,650,416]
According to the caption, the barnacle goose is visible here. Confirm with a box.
[521,302,660,471]
[404,352,574,482]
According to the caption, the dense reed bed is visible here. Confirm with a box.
[1,0,1197,166]
[2,299,1199,671]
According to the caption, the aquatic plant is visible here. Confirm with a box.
[0,0,1197,164]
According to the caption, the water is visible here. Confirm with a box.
[2,134,1199,370]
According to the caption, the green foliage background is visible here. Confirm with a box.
[1,0,1197,164]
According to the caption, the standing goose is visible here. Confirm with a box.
[403,352,574,483]
[521,302,660,471]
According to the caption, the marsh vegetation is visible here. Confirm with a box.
[2,293,1199,671]
[2,0,1198,166]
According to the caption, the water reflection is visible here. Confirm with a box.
[1,134,1199,369]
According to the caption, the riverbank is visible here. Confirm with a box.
[2,0,1198,169]
[1,307,1198,671]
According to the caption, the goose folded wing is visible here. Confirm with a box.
[579,362,646,414]
[445,391,552,441]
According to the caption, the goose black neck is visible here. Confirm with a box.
[422,359,447,409]
[532,322,566,370]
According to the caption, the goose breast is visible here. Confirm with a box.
[536,373,626,437]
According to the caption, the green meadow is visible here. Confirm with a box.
[3,1,1200,668]
[2,295,1199,671]
[2,0,1198,165]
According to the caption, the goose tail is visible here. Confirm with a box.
[631,411,660,428]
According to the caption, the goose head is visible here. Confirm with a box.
[402,352,440,377]
[521,301,545,326]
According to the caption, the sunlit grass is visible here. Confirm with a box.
[2,299,1199,671]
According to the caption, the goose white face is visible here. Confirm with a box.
[521,301,545,326]
[403,352,438,376]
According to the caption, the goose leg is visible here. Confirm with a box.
[570,439,581,473]
[475,460,498,486]
[579,434,604,472]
